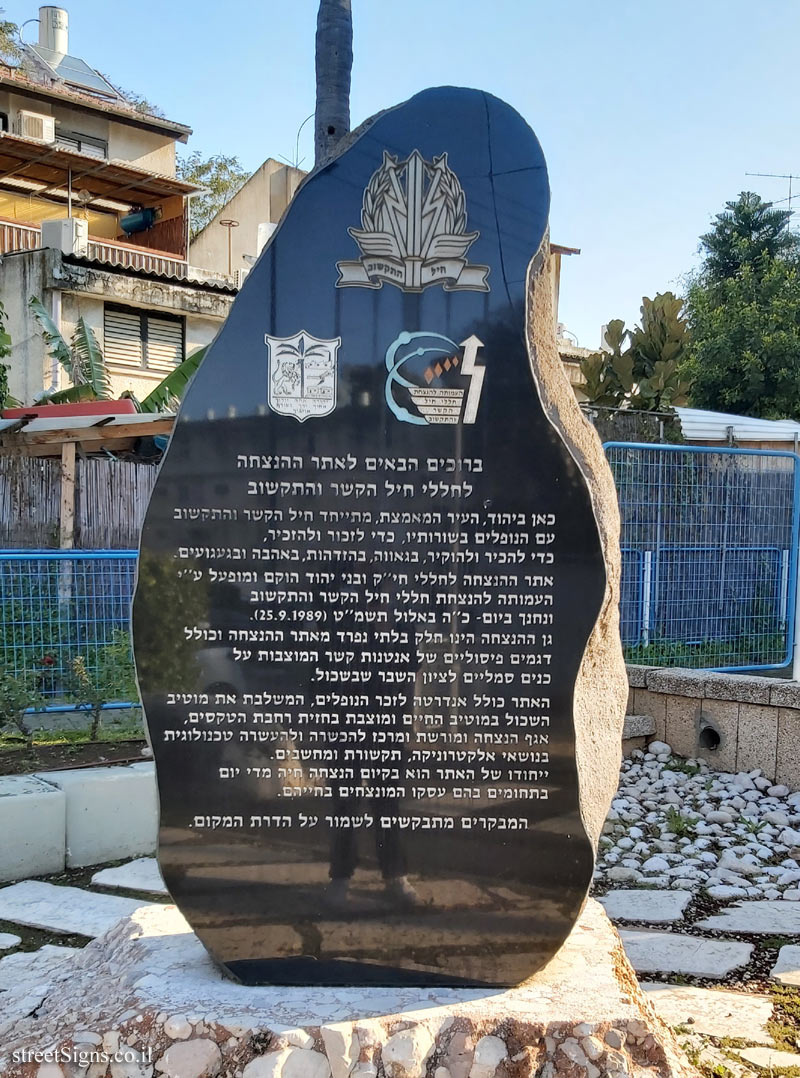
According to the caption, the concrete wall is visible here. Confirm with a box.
[189,160,304,278]
[108,120,175,176]
[1,249,232,403]
[1,250,52,404]
[627,665,800,786]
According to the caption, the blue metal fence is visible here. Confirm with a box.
[3,447,800,703]
[605,443,800,671]
[0,550,138,712]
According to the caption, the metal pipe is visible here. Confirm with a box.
[0,549,137,559]
[24,701,137,715]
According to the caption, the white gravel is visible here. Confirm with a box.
[597,743,800,900]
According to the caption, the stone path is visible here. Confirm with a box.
[640,982,774,1043]
[0,879,149,936]
[697,901,800,933]
[91,856,167,894]
[619,929,753,978]
[1,747,800,1074]
[771,944,800,986]
[599,888,691,923]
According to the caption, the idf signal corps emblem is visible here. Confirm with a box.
[337,150,490,293]
[385,331,486,425]
[265,332,340,422]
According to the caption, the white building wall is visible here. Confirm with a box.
[189,160,304,278]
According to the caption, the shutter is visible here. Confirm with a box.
[145,316,183,373]
[104,308,143,369]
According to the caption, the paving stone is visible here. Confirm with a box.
[0,944,80,1025]
[641,982,774,1043]
[739,1047,800,1071]
[622,714,656,739]
[647,669,707,698]
[91,857,168,895]
[0,932,20,950]
[697,901,800,934]
[626,665,655,689]
[619,930,753,978]
[0,880,148,937]
[770,945,800,986]
[704,673,774,705]
[0,944,79,991]
[599,889,691,924]
[769,683,800,709]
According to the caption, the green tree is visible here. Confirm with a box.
[177,151,250,240]
[578,293,692,411]
[699,191,798,281]
[685,260,800,419]
[315,0,353,165]
[685,192,800,419]
[0,9,21,66]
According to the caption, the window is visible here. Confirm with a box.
[104,305,184,374]
[55,131,107,159]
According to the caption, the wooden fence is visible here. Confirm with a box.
[0,455,157,549]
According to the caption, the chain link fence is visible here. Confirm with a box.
[605,443,800,671]
[0,550,138,711]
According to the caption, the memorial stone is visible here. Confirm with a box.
[133,86,627,987]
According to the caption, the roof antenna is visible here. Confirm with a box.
[18,18,40,45]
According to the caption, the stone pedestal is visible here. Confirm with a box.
[0,900,695,1078]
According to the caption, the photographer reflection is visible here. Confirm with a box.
[321,567,422,911]
[326,791,420,910]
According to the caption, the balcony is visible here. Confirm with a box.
[0,218,235,287]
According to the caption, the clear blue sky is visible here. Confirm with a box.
[7,0,799,347]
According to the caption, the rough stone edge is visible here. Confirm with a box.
[525,234,628,850]
[0,901,698,1078]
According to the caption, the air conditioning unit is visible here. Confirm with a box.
[234,267,250,289]
[41,217,89,257]
[15,110,55,143]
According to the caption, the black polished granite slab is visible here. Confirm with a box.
[133,87,606,987]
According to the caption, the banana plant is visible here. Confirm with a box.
[29,297,112,403]
[138,345,208,412]
[28,296,207,413]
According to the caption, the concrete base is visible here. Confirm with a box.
[33,763,157,868]
[0,776,65,882]
[0,899,696,1078]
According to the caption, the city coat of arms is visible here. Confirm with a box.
[337,150,490,292]
[265,331,340,421]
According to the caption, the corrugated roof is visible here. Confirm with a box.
[0,134,200,208]
[676,406,800,443]
[63,254,238,294]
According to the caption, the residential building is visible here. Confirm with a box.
[189,158,305,281]
[0,5,235,404]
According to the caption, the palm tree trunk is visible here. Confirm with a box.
[315,0,353,166]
